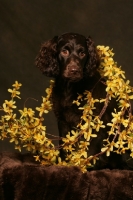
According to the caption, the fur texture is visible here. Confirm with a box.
[35,33,131,169]
[1,152,133,200]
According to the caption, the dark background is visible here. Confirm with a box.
[0,0,133,152]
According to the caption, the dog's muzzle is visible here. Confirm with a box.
[63,64,83,81]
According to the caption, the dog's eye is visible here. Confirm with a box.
[61,49,69,56]
[79,51,85,57]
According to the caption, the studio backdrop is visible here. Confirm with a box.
[0,0,133,152]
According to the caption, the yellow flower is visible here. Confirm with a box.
[34,119,46,131]
[4,113,16,121]
[93,117,105,132]
[15,145,21,152]
[12,81,22,90]
[111,111,121,123]
[79,141,90,149]
[115,140,126,149]
[130,152,133,158]
[36,98,52,117]
[3,105,11,113]
[84,130,91,141]
[119,100,130,108]
[34,133,46,145]
[26,108,35,117]
[4,114,11,121]
[34,155,40,162]
[73,100,80,106]
[23,143,35,152]
[19,107,35,118]
[8,88,21,98]
[101,146,108,152]
[104,57,114,66]
[97,45,110,56]
[10,137,19,144]
[3,100,16,112]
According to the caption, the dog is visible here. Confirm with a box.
[35,32,132,169]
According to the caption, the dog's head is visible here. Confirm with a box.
[35,33,99,81]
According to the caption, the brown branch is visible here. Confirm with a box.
[91,77,105,92]
[99,94,110,119]
[23,97,38,108]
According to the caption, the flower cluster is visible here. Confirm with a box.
[1,46,133,172]
[0,80,59,165]
[55,46,133,171]
[97,46,133,158]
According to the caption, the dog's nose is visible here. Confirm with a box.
[69,65,79,74]
[70,67,79,74]
[71,68,78,72]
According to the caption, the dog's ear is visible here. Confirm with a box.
[35,36,59,77]
[85,36,100,76]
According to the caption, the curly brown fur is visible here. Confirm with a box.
[36,33,132,170]
[35,36,59,77]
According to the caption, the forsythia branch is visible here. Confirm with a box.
[1,46,133,172]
